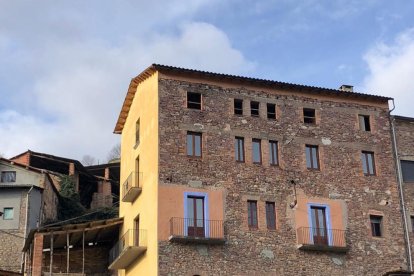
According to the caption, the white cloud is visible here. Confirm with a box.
[361,28,414,117]
[0,2,254,161]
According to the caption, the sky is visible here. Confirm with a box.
[1,0,414,163]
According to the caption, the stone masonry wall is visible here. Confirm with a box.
[157,78,406,276]
[395,117,414,259]
[0,190,27,273]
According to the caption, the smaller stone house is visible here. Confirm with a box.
[0,158,59,274]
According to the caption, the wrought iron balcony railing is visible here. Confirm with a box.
[122,172,143,202]
[108,229,147,269]
[169,217,225,244]
[296,227,349,253]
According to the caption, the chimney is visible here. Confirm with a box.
[339,85,353,92]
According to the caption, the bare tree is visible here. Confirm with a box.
[107,143,121,162]
[81,155,96,166]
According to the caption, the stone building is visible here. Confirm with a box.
[0,158,58,274]
[108,64,411,275]
[11,150,120,209]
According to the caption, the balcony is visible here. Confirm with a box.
[169,217,225,244]
[296,227,349,253]
[122,172,143,202]
[108,229,147,270]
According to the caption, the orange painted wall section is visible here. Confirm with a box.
[158,184,224,241]
[295,194,347,247]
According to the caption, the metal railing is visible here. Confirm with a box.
[297,227,347,248]
[122,172,143,200]
[109,229,147,264]
[169,217,224,239]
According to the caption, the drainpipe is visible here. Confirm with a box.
[22,186,34,274]
[389,99,413,271]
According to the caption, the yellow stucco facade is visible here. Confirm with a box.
[119,72,159,276]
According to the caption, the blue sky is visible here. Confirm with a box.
[1,0,414,162]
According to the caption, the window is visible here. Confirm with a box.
[269,141,278,166]
[401,160,414,182]
[135,119,140,145]
[3,208,13,220]
[247,200,258,229]
[370,215,383,237]
[235,137,245,162]
[411,216,414,233]
[303,108,316,124]
[187,132,202,157]
[250,101,259,117]
[234,99,243,115]
[252,139,262,164]
[187,92,201,110]
[359,115,371,131]
[266,202,276,230]
[267,103,276,119]
[305,145,319,170]
[361,151,375,175]
[1,171,16,182]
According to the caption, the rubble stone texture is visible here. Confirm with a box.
[157,78,407,275]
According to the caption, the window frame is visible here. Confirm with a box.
[303,108,316,124]
[370,215,383,237]
[250,101,260,117]
[1,171,16,183]
[3,207,14,220]
[187,92,202,110]
[358,114,371,132]
[267,103,276,119]
[361,151,376,176]
[186,132,202,158]
[265,202,276,230]
[234,99,243,115]
[247,200,258,229]
[252,139,262,164]
[269,140,279,166]
[305,145,320,170]
[235,137,245,163]
[401,160,414,183]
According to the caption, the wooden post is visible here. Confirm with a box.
[50,233,53,276]
[66,232,69,273]
[82,231,85,274]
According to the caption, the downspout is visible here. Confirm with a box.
[22,186,34,273]
[389,99,413,271]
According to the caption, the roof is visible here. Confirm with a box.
[10,150,84,170]
[23,217,123,251]
[394,115,414,122]
[0,157,46,175]
[114,64,393,133]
